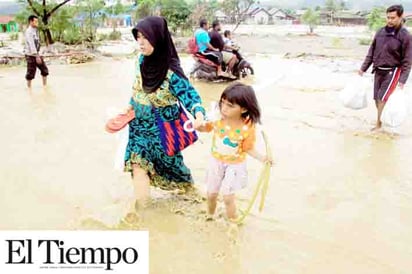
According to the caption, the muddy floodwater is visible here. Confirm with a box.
[1,54,412,274]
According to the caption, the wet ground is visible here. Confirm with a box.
[1,54,412,273]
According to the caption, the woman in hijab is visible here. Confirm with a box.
[124,16,205,211]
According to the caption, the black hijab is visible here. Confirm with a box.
[132,16,187,93]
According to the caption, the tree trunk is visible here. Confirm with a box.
[232,20,242,33]
[26,0,73,45]
[42,16,54,45]
[44,29,53,45]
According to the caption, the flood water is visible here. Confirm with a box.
[1,55,412,274]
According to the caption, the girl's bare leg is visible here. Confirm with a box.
[223,194,237,220]
[207,193,219,219]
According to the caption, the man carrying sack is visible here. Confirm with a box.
[359,4,412,131]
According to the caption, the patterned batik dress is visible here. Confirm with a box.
[124,60,205,190]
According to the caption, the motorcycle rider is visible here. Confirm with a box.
[194,19,231,78]
[223,29,243,63]
[209,20,238,78]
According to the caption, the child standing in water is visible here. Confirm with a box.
[197,82,273,221]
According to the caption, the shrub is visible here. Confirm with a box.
[9,33,19,41]
[97,33,109,41]
[108,30,121,40]
[62,26,82,45]
[359,38,371,46]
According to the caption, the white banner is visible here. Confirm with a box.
[0,231,148,274]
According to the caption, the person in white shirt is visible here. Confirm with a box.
[24,15,48,89]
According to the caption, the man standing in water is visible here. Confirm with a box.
[359,4,412,131]
[24,15,48,90]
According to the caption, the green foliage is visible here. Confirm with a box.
[97,33,108,41]
[79,0,105,42]
[134,0,194,34]
[301,8,320,33]
[338,0,347,10]
[325,0,337,12]
[17,0,74,45]
[62,25,82,44]
[16,0,124,45]
[106,0,125,30]
[283,9,296,16]
[49,7,76,42]
[367,7,386,31]
[188,0,214,29]
[135,0,157,20]
[358,38,372,45]
[112,0,126,15]
[14,8,31,28]
[406,19,412,27]
[108,30,121,40]
[160,0,191,33]
[331,37,342,48]
[9,33,19,41]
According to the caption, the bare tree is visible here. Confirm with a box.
[220,0,255,33]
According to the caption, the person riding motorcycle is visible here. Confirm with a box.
[223,30,242,60]
[194,19,232,78]
[209,20,238,79]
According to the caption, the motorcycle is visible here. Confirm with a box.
[188,48,254,82]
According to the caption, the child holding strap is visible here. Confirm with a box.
[197,82,273,221]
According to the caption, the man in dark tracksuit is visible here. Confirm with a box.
[359,4,412,130]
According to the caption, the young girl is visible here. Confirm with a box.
[197,82,273,221]
[223,30,235,48]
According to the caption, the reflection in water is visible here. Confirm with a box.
[1,57,412,273]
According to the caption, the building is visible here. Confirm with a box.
[0,16,18,33]
[214,10,228,23]
[333,11,367,25]
[268,8,296,24]
[246,7,271,24]
[0,1,23,33]
[319,9,367,25]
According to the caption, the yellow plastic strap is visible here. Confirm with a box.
[232,130,272,224]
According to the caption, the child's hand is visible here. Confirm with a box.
[262,155,274,166]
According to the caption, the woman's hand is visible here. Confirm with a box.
[122,105,133,114]
[193,117,204,130]
[192,111,205,130]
